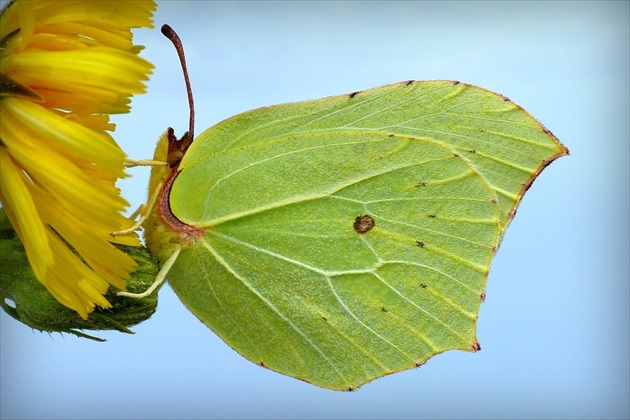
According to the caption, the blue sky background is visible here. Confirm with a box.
[1,1,628,419]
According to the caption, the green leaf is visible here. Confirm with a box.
[0,208,160,341]
[145,80,568,390]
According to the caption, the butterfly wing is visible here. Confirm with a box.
[154,80,567,390]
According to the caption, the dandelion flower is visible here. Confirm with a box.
[0,0,155,318]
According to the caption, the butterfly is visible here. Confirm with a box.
[120,25,568,391]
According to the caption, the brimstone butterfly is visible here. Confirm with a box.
[134,25,568,390]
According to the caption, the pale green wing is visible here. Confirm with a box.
[161,80,567,390]
[176,80,567,233]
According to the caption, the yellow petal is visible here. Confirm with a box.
[30,182,135,290]
[0,149,53,279]
[2,98,126,176]
[4,47,153,113]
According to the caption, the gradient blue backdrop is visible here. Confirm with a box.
[1,1,628,419]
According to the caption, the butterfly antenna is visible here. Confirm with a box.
[161,24,195,147]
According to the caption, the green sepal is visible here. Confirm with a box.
[0,208,160,341]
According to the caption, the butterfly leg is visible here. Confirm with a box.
[117,245,181,298]
[111,180,164,237]
[124,158,169,168]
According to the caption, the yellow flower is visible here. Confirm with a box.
[0,0,155,319]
